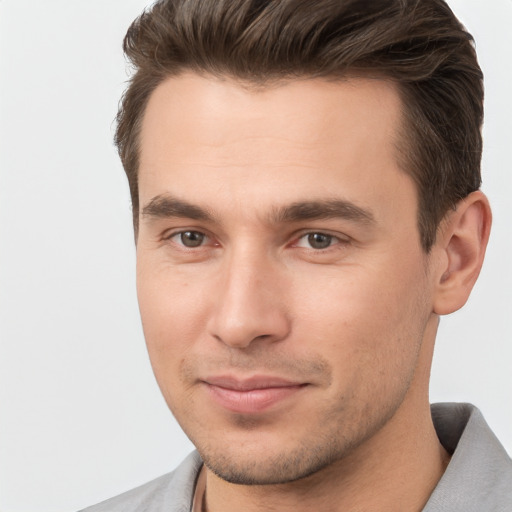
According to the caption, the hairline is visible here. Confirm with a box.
[128,69,431,249]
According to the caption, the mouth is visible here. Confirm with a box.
[202,375,309,414]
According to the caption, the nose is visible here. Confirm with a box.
[207,248,291,349]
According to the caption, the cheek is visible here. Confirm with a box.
[136,277,208,422]
[292,261,428,384]
[136,264,211,381]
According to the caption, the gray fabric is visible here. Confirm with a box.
[80,403,512,511]
[79,451,202,512]
[424,403,512,511]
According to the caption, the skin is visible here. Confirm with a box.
[136,73,491,511]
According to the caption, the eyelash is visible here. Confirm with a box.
[164,229,349,252]
[165,230,215,249]
[293,232,347,251]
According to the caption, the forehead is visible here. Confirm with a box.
[140,73,403,164]
[138,73,415,228]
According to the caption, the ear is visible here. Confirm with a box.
[432,191,492,316]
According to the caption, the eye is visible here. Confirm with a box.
[296,232,337,250]
[172,230,207,248]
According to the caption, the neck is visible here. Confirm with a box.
[203,317,449,512]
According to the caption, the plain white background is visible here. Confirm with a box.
[0,1,511,510]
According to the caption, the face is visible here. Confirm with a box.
[136,74,437,484]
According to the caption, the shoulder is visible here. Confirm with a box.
[79,451,203,512]
[426,403,512,512]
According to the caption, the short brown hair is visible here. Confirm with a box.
[116,0,483,250]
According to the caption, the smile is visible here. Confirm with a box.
[203,376,308,414]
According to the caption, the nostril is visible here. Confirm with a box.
[254,334,272,341]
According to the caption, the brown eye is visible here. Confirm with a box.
[307,233,333,249]
[179,231,205,247]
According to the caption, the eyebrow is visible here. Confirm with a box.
[141,194,375,226]
[270,199,375,225]
[141,194,216,222]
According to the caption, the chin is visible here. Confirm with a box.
[196,434,349,486]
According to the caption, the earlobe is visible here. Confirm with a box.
[433,191,492,316]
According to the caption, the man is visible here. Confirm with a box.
[82,0,511,510]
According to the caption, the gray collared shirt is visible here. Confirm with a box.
[81,403,512,511]
[424,403,512,511]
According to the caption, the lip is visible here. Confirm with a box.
[203,375,308,414]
